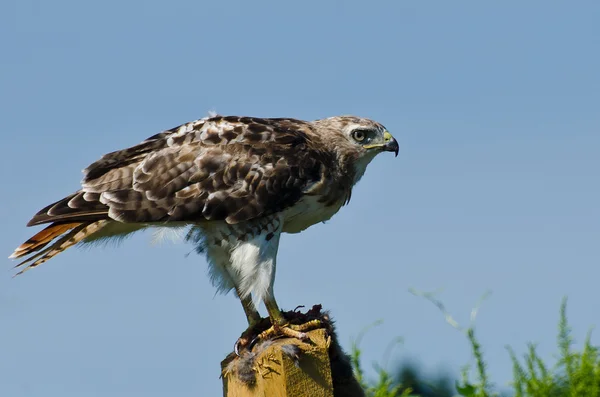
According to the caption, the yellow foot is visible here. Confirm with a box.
[234,305,329,356]
[259,319,323,341]
[234,319,323,356]
[254,319,323,347]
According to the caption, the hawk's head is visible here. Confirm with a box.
[312,116,398,183]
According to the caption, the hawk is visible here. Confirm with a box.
[10,114,398,349]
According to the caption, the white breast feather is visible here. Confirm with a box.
[282,195,344,234]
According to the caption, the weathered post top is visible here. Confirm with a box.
[221,306,365,397]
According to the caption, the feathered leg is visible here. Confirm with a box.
[215,217,323,354]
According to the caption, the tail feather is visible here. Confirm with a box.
[9,223,81,259]
[12,220,108,276]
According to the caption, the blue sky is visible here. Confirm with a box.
[1,1,599,396]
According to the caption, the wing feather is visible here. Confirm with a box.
[26,116,331,228]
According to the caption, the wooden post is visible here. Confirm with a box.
[221,307,365,397]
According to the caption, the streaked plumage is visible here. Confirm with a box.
[10,114,398,345]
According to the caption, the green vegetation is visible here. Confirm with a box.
[351,297,600,397]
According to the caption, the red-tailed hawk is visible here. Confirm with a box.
[10,114,398,351]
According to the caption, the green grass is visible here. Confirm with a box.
[351,297,600,397]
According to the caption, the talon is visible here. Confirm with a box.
[248,335,260,351]
[293,305,305,312]
[234,336,250,356]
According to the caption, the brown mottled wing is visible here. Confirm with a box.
[27,116,330,227]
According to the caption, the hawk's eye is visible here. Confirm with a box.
[351,129,367,142]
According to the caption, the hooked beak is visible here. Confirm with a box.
[383,131,399,157]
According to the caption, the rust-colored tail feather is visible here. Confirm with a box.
[9,223,81,259]
[11,220,108,276]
